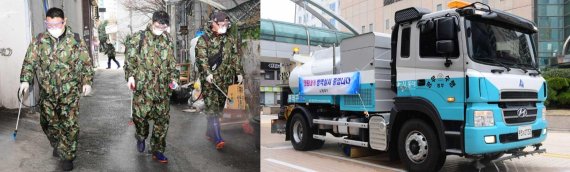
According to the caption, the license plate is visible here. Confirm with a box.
[518,125,532,140]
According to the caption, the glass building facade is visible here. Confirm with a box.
[536,0,567,67]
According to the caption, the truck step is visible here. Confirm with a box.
[313,119,368,128]
[313,135,369,147]
[446,149,462,154]
[444,131,460,136]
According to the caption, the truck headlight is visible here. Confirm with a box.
[542,107,547,121]
[474,110,494,127]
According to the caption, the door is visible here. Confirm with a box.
[0,0,32,108]
[412,16,466,121]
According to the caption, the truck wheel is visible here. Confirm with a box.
[290,113,324,151]
[398,119,445,172]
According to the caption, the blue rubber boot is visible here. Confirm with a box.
[212,117,225,149]
[152,152,169,163]
[206,116,215,141]
[137,139,145,153]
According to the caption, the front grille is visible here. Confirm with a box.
[503,108,537,124]
[499,129,541,143]
[501,91,537,100]
[499,102,537,125]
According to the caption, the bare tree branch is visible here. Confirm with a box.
[120,0,167,16]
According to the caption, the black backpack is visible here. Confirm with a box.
[201,34,224,71]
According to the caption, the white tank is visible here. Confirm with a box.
[289,47,341,92]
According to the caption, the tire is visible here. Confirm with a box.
[397,119,446,172]
[289,113,324,151]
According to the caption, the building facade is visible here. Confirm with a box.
[340,0,533,33]
[535,0,569,66]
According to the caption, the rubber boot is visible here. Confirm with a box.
[212,117,225,149]
[53,147,59,158]
[137,139,145,153]
[152,152,169,163]
[205,117,214,142]
[62,160,73,171]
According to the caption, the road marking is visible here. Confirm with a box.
[265,158,317,172]
[261,145,293,150]
[543,153,570,159]
[307,151,405,172]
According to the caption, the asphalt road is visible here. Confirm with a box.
[0,57,259,171]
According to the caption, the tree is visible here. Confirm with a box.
[98,20,109,51]
[120,0,167,16]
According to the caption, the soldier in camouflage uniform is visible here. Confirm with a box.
[18,8,93,171]
[123,11,179,163]
[195,11,244,150]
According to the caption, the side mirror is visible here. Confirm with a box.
[436,17,456,40]
[437,40,455,67]
[436,40,455,54]
[436,17,457,67]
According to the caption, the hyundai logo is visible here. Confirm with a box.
[517,108,528,118]
[519,79,524,88]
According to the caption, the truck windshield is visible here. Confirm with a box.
[465,19,537,69]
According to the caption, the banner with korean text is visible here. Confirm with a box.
[299,72,360,95]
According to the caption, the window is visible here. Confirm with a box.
[538,5,563,16]
[436,4,442,11]
[260,92,265,104]
[466,20,536,67]
[329,3,336,11]
[369,23,374,32]
[420,19,459,58]
[264,71,275,80]
[482,0,488,4]
[401,27,411,58]
[362,26,366,33]
[385,19,390,30]
[298,17,302,23]
[329,19,336,27]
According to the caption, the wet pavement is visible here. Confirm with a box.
[0,58,259,171]
[260,114,570,172]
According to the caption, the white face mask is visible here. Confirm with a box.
[152,27,164,36]
[48,28,64,38]
[217,26,227,34]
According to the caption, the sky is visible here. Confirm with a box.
[260,0,296,23]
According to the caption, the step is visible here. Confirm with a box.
[313,119,368,128]
[313,135,368,147]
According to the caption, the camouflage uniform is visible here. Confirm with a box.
[20,26,94,161]
[123,25,179,154]
[195,28,244,117]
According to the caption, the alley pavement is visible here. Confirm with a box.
[0,54,259,171]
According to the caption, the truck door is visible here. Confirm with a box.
[412,16,466,121]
